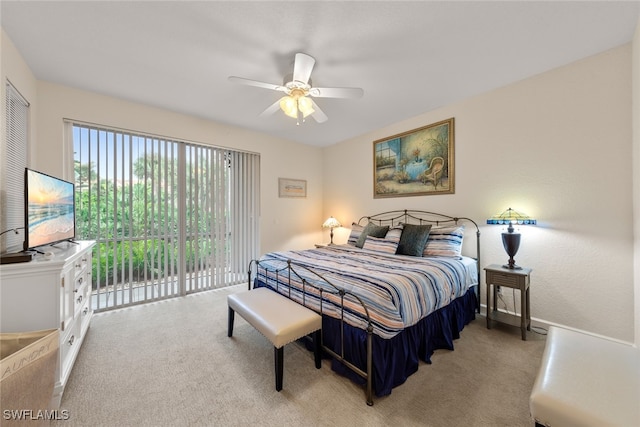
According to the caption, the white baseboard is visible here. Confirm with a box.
[478,303,635,347]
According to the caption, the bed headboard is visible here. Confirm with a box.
[357,209,479,232]
[357,209,481,300]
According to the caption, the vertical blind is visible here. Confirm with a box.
[70,121,260,311]
[3,81,29,252]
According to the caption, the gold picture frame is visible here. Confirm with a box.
[278,178,307,198]
[373,118,454,198]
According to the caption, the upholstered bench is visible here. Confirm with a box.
[227,287,322,391]
[530,326,640,427]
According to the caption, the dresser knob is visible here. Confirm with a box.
[68,335,75,346]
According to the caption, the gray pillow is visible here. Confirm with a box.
[355,223,389,248]
[396,224,432,256]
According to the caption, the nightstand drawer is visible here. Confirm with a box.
[489,272,519,287]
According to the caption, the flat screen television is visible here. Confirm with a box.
[24,168,76,250]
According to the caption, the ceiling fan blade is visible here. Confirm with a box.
[292,53,315,84]
[309,87,364,99]
[228,76,284,92]
[259,99,282,117]
[310,100,328,123]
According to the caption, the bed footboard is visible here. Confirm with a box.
[248,259,375,406]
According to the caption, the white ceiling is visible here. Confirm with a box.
[2,1,639,147]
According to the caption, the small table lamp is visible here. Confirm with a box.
[487,208,536,269]
[322,216,342,245]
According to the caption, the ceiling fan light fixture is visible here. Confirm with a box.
[230,52,363,124]
[279,96,298,119]
[298,96,314,117]
[279,88,314,120]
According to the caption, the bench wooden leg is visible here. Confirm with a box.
[313,330,321,369]
[227,307,235,337]
[275,346,283,391]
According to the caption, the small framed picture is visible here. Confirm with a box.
[278,178,307,198]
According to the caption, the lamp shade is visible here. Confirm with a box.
[322,216,341,229]
[486,208,536,226]
[297,96,315,117]
[279,96,298,118]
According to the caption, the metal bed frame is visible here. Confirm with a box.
[247,209,481,406]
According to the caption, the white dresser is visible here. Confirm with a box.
[0,240,95,408]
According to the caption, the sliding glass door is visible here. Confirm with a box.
[71,122,259,311]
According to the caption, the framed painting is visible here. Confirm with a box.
[278,178,307,198]
[373,118,454,198]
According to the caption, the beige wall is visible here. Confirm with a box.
[324,44,635,342]
[0,30,38,251]
[0,30,37,147]
[633,17,640,347]
[1,30,325,256]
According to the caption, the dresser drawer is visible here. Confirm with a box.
[59,322,80,381]
[79,297,92,333]
[74,255,89,278]
[74,280,89,316]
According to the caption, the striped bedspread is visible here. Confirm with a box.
[255,244,478,339]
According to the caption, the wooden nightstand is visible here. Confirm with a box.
[484,264,532,340]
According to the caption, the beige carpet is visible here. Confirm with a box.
[53,284,546,427]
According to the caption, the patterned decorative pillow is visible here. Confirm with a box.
[347,223,364,246]
[385,226,403,243]
[355,223,390,248]
[363,226,402,253]
[396,224,432,256]
[423,224,465,257]
[362,233,399,254]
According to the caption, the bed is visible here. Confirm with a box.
[248,210,480,405]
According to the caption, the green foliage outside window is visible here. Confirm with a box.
[75,155,228,290]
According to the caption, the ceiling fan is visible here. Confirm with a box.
[228,53,364,125]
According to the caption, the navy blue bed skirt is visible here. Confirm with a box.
[255,279,477,397]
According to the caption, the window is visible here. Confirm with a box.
[70,122,260,311]
[3,81,29,252]
[375,139,397,169]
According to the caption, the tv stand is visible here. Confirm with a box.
[0,240,95,408]
[48,239,78,249]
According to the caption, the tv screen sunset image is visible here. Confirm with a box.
[26,169,75,248]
